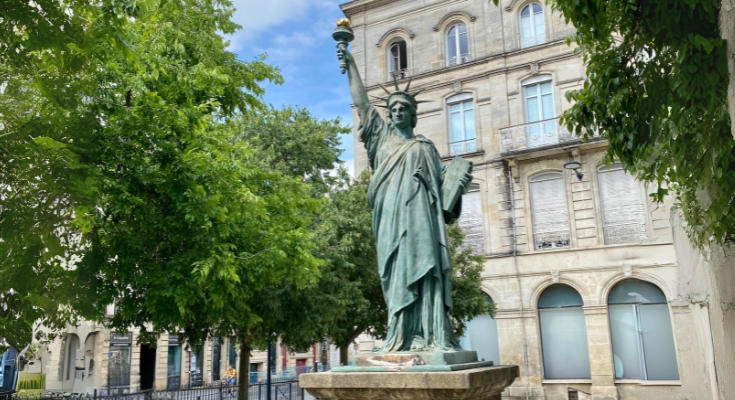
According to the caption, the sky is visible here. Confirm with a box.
[227,0,356,176]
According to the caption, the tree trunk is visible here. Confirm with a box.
[237,337,251,400]
[338,329,364,366]
[339,345,349,366]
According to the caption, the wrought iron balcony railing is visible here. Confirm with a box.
[499,118,575,154]
[533,230,570,250]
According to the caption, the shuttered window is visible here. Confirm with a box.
[530,172,570,250]
[597,163,647,245]
[457,184,485,255]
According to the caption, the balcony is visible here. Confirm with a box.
[500,118,576,155]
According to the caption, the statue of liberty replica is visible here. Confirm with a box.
[334,20,474,356]
[299,19,518,400]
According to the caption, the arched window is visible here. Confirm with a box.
[538,284,591,379]
[529,172,570,250]
[447,93,476,155]
[388,40,407,80]
[459,296,499,365]
[522,76,557,148]
[520,3,546,48]
[446,23,469,66]
[608,279,679,380]
[66,334,80,381]
[597,163,647,244]
[457,183,485,255]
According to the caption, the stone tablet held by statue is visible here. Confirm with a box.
[442,156,473,212]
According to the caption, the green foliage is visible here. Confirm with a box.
[0,0,296,351]
[235,105,349,196]
[313,171,494,356]
[16,375,45,390]
[516,0,732,245]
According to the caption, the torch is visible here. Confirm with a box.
[333,18,354,74]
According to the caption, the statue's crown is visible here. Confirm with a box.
[372,77,430,110]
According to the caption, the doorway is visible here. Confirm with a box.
[139,344,156,390]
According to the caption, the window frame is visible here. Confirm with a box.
[446,22,470,66]
[595,162,649,245]
[387,39,407,80]
[519,2,546,48]
[446,94,477,156]
[537,284,591,379]
[528,171,572,251]
[522,78,555,123]
[607,279,680,381]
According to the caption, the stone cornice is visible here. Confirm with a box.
[365,40,576,95]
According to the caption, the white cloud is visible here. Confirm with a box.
[228,0,340,51]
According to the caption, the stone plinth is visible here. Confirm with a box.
[332,351,494,372]
[299,365,519,400]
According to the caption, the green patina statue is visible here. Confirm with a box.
[336,24,473,354]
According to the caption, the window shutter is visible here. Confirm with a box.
[530,174,570,249]
[458,189,485,255]
[598,168,646,244]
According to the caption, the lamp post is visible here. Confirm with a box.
[564,160,584,181]
[266,341,272,400]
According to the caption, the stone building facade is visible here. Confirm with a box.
[26,318,316,393]
[340,0,732,399]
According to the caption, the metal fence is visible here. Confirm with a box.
[93,382,305,400]
[1,380,307,400]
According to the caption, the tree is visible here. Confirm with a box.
[490,0,732,245]
[0,0,298,360]
[223,105,349,396]
[314,172,495,365]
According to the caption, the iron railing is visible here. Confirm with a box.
[533,230,570,250]
[499,118,575,154]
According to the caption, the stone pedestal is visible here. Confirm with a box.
[299,365,520,400]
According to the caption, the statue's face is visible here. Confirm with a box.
[389,102,413,129]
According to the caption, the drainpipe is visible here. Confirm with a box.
[506,161,531,400]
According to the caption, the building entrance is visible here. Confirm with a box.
[139,344,156,390]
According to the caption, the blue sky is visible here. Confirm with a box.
[227,0,356,175]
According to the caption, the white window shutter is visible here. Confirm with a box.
[530,174,570,249]
[598,168,646,244]
[458,190,485,255]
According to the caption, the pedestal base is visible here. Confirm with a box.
[299,365,520,400]
[332,350,494,372]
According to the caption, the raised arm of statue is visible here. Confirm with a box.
[337,48,370,117]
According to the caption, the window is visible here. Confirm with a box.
[529,172,570,250]
[457,184,485,254]
[388,40,407,79]
[608,279,679,380]
[523,77,557,148]
[598,163,647,244]
[520,3,546,48]
[448,94,476,155]
[538,284,591,379]
[459,296,499,365]
[65,334,80,381]
[446,23,469,66]
[167,336,182,389]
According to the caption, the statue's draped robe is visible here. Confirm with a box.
[360,106,462,352]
